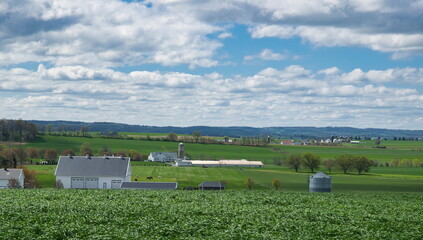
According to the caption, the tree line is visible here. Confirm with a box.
[0,119,37,142]
[274,153,375,174]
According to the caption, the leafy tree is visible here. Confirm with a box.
[272,156,285,166]
[193,131,201,143]
[323,159,336,173]
[46,124,52,135]
[80,143,93,156]
[272,179,281,190]
[353,156,372,174]
[44,149,57,164]
[167,133,178,142]
[286,154,302,172]
[335,154,354,174]
[245,177,254,190]
[302,153,320,173]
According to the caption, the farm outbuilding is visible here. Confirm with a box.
[177,160,264,168]
[0,169,24,189]
[148,152,178,162]
[120,182,178,190]
[309,172,332,192]
[55,155,131,189]
[198,181,225,190]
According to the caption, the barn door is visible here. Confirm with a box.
[85,177,99,189]
[71,177,84,189]
[111,180,122,189]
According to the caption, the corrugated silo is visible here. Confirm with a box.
[309,172,332,192]
[177,142,185,159]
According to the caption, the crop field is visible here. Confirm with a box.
[0,190,421,239]
[26,165,423,193]
[25,135,423,164]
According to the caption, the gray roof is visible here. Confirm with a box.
[150,152,177,158]
[55,156,130,177]
[198,181,223,188]
[120,182,178,190]
[0,169,23,180]
[311,172,331,178]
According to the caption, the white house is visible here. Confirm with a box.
[0,169,25,189]
[55,155,131,189]
[148,152,178,162]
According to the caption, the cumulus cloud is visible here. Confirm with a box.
[244,49,289,61]
[0,64,422,129]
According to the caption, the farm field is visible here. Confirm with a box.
[0,190,422,239]
[25,135,423,164]
[26,165,423,193]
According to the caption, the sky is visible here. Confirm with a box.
[1,0,423,129]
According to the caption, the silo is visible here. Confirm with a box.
[177,142,185,159]
[309,172,332,192]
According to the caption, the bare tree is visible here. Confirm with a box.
[193,131,201,143]
[8,179,21,189]
[323,159,336,173]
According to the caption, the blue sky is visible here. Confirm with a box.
[0,0,423,129]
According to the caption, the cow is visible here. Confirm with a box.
[146,176,153,180]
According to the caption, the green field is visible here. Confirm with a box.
[0,190,422,239]
[27,164,423,193]
[25,135,423,165]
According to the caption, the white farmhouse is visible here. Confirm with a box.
[148,152,177,162]
[55,155,131,189]
[0,169,25,189]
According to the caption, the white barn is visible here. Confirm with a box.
[0,169,25,189]
[148,152,177,162]
[55,155,131,189]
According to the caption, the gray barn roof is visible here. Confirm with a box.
[0,169,23,180]
[55,156,130,177]
[198,181,224,188]
[311,172,331,178]
[120,182,178,190]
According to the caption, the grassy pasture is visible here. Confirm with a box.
[27,164,423,193]
[26,135,423,165]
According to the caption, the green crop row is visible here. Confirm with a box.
[0,190,422,239]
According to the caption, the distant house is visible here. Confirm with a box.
[55,155,131,189]
[198,181,224,190]
[120,182,178,190]
[0,169,24,189]
[281,140,293,145]
[148,152,178,162]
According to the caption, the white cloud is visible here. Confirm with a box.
[1,64,422,129]
[245,49,288,61]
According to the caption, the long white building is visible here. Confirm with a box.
[176,159,264,167]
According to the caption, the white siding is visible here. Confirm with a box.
[56,176,130,189]
[0,179,8,189]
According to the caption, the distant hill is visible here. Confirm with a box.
[28,120,423,139]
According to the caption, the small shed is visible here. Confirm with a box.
[120,182,178,190]
[198,181,224,190]
[309,172,332,192]
[0,169,25,189]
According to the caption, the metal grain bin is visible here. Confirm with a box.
[309,172,332,192]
